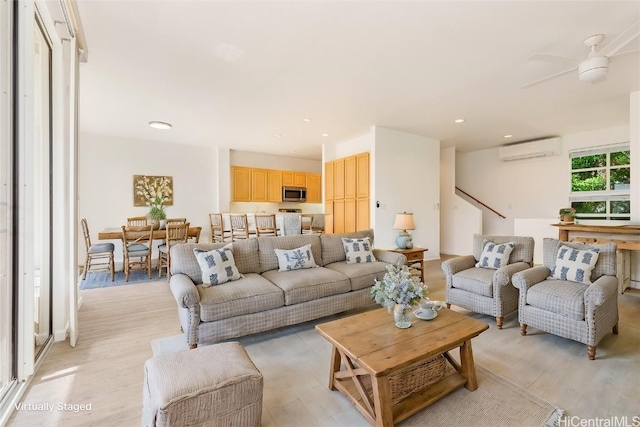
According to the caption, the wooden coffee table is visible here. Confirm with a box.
[315,307,489,426]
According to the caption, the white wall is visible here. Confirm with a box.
[440,147,481,256]
[456,125,631,236]
[373,127,440,259]
[79,132,217,262]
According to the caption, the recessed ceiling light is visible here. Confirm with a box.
[291,151,297,154]
[454,119,465,123]
[322,133,329,137]
[303,118,312,122]
[504,134,513,138]
[273,133,282,138]
[149,121,172,130]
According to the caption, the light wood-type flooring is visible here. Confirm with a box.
[8,256,640,426]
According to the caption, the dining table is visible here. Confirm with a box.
[98,226,202,241]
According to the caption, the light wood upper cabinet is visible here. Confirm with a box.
[282,171,295,186]
[252,168,268,202]
[325,162,334,200]
[334,159,345,200]
[267,170,282,202]
[294,172,306,187]
[306,173,322,203]
[356,152,370,199]
[232,166,252,201]
[345,156,357,199]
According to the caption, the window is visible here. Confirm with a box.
[570,144,630,220]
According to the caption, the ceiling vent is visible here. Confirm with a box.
[498,137,562,161]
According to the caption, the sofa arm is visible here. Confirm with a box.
[373,249,407,266]
[494,262,531,287]
[585,275,618,308]
[512,266,550,292]
[169,273,200,309]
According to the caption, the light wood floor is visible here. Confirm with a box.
[8,257,640,426]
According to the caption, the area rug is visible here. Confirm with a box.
[79,269,161,290]
[150,334,562,427]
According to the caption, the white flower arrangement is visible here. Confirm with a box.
[134,176,173,219]
[371,264,427,310]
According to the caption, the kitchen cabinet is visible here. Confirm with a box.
[282,171,294,186]
[306,173,322,203]
[334,159,345,200]
[294,172,306,187]
[324,201,334,234]
[333,199,345,234]
[232,166,252,202]
[252,169,268,202]
[356,198,370,231]
[356,152,370,199]
[344,199,356,232]
[345,156,357,199]
[325,162,334,200]
[267,170,282,202]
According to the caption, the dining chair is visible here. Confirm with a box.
[187,226,202,243]
[254,214,278,237]
[81,218,115,281]
[166,218,187,225]
[301,214,314,234]
[229,214,250,241]
[158,222,190,279]
[121,225,154,281]
[209,213,229,243]
[127,216,148,227]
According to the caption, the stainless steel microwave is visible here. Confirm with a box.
[282,186,307,202]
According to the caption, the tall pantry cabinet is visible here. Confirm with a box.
[325,152,370,233]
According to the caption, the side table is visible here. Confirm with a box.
[389,247,428,283]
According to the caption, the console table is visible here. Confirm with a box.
[553,223,640,293]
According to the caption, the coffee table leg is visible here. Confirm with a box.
[371,375,393,427]
[328,345,341,390]
[460,339,478,391]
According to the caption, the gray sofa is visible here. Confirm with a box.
[169,230,406,348]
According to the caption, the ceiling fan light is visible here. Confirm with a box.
[578,56,609,82]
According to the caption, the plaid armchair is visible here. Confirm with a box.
[441,234,535,329]
[512,238,618,360]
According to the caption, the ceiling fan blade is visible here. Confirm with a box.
[598,20,640,57]
[527,53,582,65]
[609,49,640,59]
[521,66,578,89]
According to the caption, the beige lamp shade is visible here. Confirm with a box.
[393,213,415,230]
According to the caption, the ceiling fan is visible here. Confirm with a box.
[522,20,640,89]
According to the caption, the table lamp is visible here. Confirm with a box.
[393,212,415,249]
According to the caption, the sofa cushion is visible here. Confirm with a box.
[198,273,284,322]
[325,261,388,291]
[258,235,322,273]
[171,240,260,284]
[261,267,351,305]
[526,280,588,321]
[321,230,374,266]
[451,268,495,297]
[543,238,615,282]
[274,244,318,271]
[551,245,599,284]
[342,237,377,264]
[194,245,243,286]
[475,240,515,269]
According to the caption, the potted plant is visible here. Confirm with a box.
[371,264,427,328]
[559,208,576,223]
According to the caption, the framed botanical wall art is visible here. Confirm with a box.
[133,175,174,207]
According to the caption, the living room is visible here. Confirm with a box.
[1,1,639,426]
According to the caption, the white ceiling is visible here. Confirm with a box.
[77,1,640,160]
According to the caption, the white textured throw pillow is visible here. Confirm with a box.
[342,237,377,264]
[476,240,515,269]
[193,244,242,287]
[551,245,600,284]
[274,244,318,272]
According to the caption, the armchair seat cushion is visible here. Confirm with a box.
[526,280,589,321]
[452,268,495,297]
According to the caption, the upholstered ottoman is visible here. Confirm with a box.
[142,342,263,427]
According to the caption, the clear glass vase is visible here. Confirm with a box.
[393,304,412,328]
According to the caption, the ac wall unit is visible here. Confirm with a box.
[498,137,562,161]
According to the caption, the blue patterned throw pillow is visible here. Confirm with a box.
[342,237,377,264]
[551,245,600,284]
[193,244,242,287]
[475,240,515,269]
[274,244,318,272]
